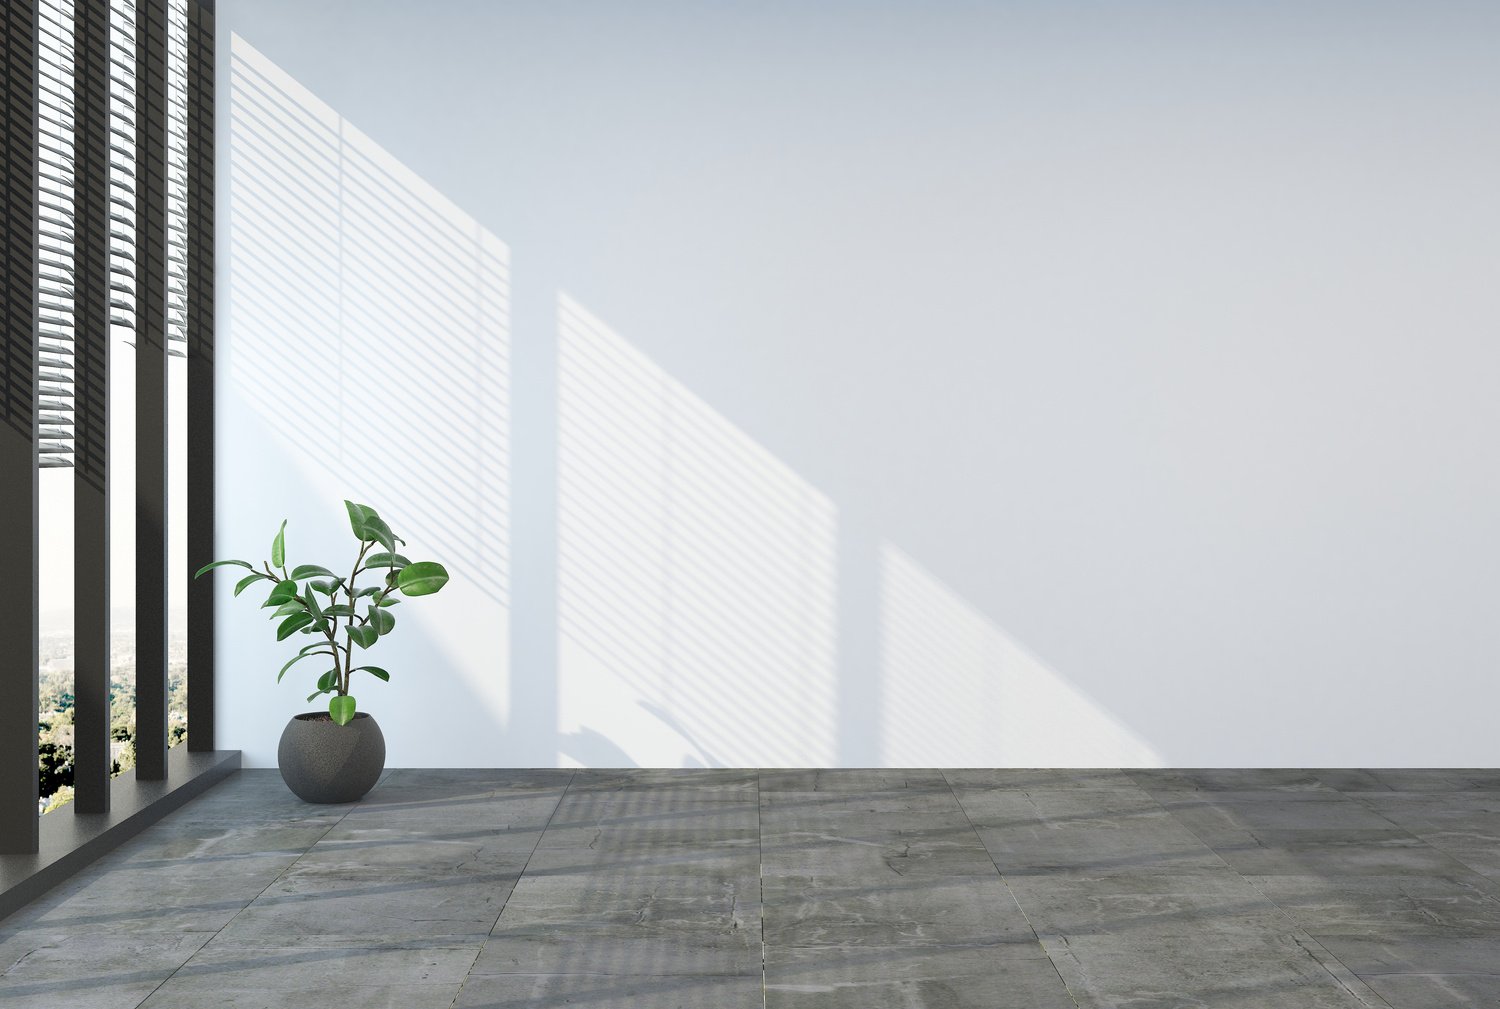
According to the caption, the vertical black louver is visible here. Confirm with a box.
[69,0,111,814]
[0,0,41,855]
[135,0,170,781]
[184,0,213,751]
[0,0,213,849]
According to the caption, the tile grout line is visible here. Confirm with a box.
[757,768,766,1009]
[939,769,1082,1008]
[1126,770,1396,1009]
[448,769,578,1009]
[127,768,372,1009]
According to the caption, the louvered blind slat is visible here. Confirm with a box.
[36,0,191,466]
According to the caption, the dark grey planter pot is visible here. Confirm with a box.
[277,711,386,804]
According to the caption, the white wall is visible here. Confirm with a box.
[218,1,1500,768]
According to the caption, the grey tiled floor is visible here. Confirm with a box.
[2,769,1499,1007]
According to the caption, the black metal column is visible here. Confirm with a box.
[72,0,112,815]
[185,0,215,751]
[134,0,169,782]
[0,0,39,855]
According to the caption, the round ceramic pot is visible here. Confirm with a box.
[277,711,385,803]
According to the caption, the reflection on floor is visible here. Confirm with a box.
[2,768,1499,1007]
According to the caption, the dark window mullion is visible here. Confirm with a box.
[0,0,40,855]
[72,0,113,815]
[185,0,214,751]
[135,0,169,781]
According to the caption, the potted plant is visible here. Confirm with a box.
[195,500,449,802]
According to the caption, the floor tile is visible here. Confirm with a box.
[761,873,1035,947]
[1358,972,1500,1008]
[1162,796,1402,836]
[212,862,519,944]
[763,943,1074,1008]
[451,971,762,1008]
[1313,933,1500,974]
[1247,873,1500,934]
[1042,931,1377,1008]
[1208,832,1481,878]
[26,853,301,933]
[1003,866,1290,938]
[943,768,1137,790]
[5,766,1497,1008]
[475,924,761,977]
[1127,769,1332,793]
[760,769,948,792]
[0,932,213,1009]
[140,943,476,1002]
[139,983,466,1008]
[497,869,759,930]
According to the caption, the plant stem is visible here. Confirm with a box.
[320,602,341,702]
[343,540,371,695]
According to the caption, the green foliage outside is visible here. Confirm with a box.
[38,665,187,813]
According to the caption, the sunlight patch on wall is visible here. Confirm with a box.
[557,296,839,767]
[225,36,510,742]
[880,545,1160,766]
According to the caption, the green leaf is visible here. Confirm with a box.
[309,578,344,596]
[354,585,381,598]
[277,612,315,641]
[263,579,298,607]
[290,563,337,580]
[367,604,395,636]
[329,695,357,725]
[347,624,378,649]
[362,551,411,570]
[345,500,380,542]
[363,516,397,552]
[298,641,335,656]
[271,519,288,569]
[316,669,336,692]
[397,561,449,597]
[269,600,306,619]
[353,665,390,682]
[305,690,329,703]
[324,604,356,618]
[233,573,267,597]
[377,597,400,607]
[194,559,253,578]
[277,650,320,683]
[303,584,324,622]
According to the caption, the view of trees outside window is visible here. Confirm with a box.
[37,626,189,814]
